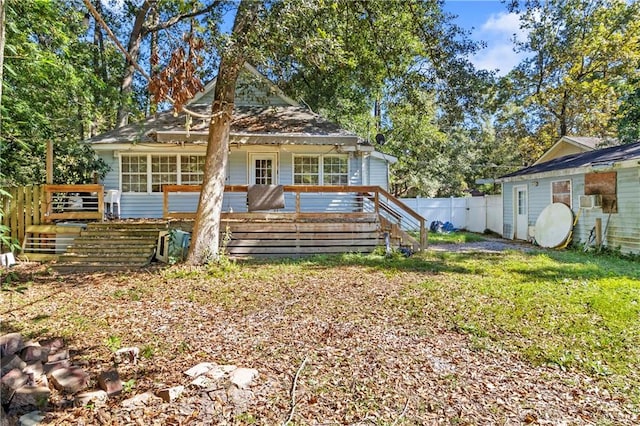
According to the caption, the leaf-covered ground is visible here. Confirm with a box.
[2,250,638,425]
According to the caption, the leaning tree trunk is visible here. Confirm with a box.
[187,0,259,265]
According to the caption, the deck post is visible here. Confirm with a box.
[374,190,380,215]
[420,219,427,250]
[296,191,301,213]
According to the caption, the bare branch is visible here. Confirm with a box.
[282,356,309,426]
[145,0,223,33]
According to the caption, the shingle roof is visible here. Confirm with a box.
[499,141,640,179]
[86,105,360,145]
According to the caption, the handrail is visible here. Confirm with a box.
[43,184,104,222]
[162,184,428,249]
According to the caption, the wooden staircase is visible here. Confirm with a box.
[52,222,168,273]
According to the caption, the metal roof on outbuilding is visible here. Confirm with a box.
[498,141,640,181]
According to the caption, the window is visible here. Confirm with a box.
[323,156,349,185]
[552,180,572,207]
[181,155,206,185]
[151,155,177,192]
[294,156,320,185]
[121,154,205,192]
[293,154,348,185]
[121,155,147,193]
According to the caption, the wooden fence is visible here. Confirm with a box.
[1,185,45,251]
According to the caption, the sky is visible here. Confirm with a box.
[442,0,529,76]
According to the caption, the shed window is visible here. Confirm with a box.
[551,180,572,207]
[293,154,348,185]
[151,155,177,192]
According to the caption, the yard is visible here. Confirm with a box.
[2,244,639,424]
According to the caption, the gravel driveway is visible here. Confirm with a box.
[427,236,542,253]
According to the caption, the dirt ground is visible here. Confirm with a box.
[1,241,637,425]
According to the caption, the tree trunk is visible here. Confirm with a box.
[0,0,6,107]
[187,0,259,265]
[115,2,151,128]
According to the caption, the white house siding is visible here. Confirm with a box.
[195,71,292,107]
[369,156,389,190]
[503,167,640,254]
[97,145,379,218]
[575,168,640,254]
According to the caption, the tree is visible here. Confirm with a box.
[505,0,640,145]
[1,0,112,187]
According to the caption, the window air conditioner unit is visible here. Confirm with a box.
[579,194,602,209]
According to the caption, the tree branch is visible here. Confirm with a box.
[144,0,222,33]
[282,356,308,426]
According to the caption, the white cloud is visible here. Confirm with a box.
[471,12,530,76]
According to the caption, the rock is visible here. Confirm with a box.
[43,359,71,376]
[23,361,44,382]
[75,390,108,407]
[227,386,255,414]
[2,367,30,390]
[10,385,50,410]
[1,368,29,405]
[0,333,24,358]
[18,410,45,426]
[1,405,9,426]
[46,349,69,363]
[1,354,27,376]
[20,345,50,363]
[121,391,160,409]
[229,368,259,389]
[184,362,215,377]
[114,347,139,365]
[39,337,64,353]
[190,375,218,388]
[98,369,122,396]
[206,364,237,379]
[50,366,89,394]
[156,385,184,403]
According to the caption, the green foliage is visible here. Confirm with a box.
[427,231,485,245]
[1,0,116,186]
[105,335,122,352]
[503,0,640,146]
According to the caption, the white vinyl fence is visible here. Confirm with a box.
[401,195,503,234]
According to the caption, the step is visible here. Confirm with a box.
[52,263,154,273]
[58,254,153,263]
[79,230,162,238]
[69,244,156,252]
[87,222,169,230]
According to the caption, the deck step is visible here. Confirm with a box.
[51,222,166,273]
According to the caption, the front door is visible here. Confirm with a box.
[514,185,528,240]
[249,153,277,185]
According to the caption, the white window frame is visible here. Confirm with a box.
[119,153,207,193]
[292,154,349,186]
[551,179,572,208]
[248,152,278,185]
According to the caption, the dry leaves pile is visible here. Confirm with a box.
[1,261,637,425]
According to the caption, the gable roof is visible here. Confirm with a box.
[86,63,365,147]
[533,136,605,165]
[86,104,364,145]
[498,141,640,182]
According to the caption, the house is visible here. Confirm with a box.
[87,63,397,218]
[532,136,606,165]
[497,141,640,254]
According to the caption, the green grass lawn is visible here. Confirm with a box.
[3,245,640,422]
[350,248,640,398]
[426,230,486,244]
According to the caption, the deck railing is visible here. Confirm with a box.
[43,184,105,222]
[163,184,427,249]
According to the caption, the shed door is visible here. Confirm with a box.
[249,153,277,185]
[514,185,528,240]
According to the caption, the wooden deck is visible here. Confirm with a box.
[5,184,427,268]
